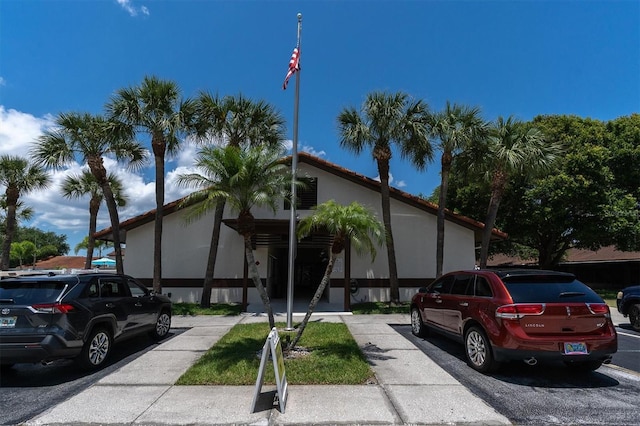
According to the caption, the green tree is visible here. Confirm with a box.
[10,240,36,268]
[0,155,50,270]
[338,91,430,304]
[31,112,146,274]
[107,76,196,292]
[428,102,488,276]
[178,145,294,328]
[16,227,69,258]
[74,236,114,258]
[288,200,385,349]
[476,116,561,268]
[189,93,285,307]
[62,170,127,269]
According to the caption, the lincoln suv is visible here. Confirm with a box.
[410,269,617,373]
[0,272,172,370]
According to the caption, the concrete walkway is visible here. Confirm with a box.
[26,310,628,425]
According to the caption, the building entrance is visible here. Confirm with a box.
[269,246,329,302]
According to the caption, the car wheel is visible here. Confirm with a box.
[411,307,427,337]
[628,304,640,332]
[464,326,499,373]
[77,327,112,370]
[150,310,171,340]
[564,360,603,372]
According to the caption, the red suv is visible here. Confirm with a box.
[410,269,617,373]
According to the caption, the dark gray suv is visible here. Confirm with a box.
[0,272,172,370]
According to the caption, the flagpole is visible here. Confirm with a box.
[286,13,302,330]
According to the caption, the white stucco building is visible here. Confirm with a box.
[96,153,506,310]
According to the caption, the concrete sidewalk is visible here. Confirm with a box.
[26,310,628,425]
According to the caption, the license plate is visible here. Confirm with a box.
[0,316,17,328]
[564,342,588,355]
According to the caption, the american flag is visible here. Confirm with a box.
[282,47,300,90]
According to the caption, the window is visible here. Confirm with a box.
[451,274,474,295]
[474,277,493,297]
[99,279,126,298]
[284,177,317,210]
[127,278,147,297]
[428,275,455,294]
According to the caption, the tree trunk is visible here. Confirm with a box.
[88,157,124,275]
[85,197,100,269]
[0,187,18,270]
[244,237,275,329]
[480,169,509,269]
[376,158,400,304]
[436,153,452,278]
[201,201,225,307]
[289,252,336,349]
[152,137,166,293]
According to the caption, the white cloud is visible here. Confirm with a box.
[0,106,55,157]
[0,77,5,86]
[116,0,149,17]
[283,139,326,157]
[373,172,407,189]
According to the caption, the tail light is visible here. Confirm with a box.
[496,303,546,319]
[31,303,75,314]
[586,303,610,316]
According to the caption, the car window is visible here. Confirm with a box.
[99,278,128,298]
[126,278,147,297]
[85,280,99,298]
[451,274,474,295]
[0,280,66,304]
[474,276,493,297]
[428,275,455,294]
[503,278,602,303]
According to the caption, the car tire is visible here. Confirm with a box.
[77,327,112,370]
[564,360,603,372]
[150,310,171,341]
[464,326,499,373]
[628,304,640,332]
[411,307,427,337]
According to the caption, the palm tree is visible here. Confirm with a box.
[62,170,127,269]
[190,92,286,307]
[106,76,196,292]
[288,200,385,349]
[31,112,146,274]
[177,144,294,328]
[0,155,50,270]
[478,116,560,268]
[74,236,114,259]
[338,91,430,304]
[428,102,488,277]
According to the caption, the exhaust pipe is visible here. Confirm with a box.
[524,357,537,366]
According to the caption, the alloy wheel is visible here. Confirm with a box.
[466,329,487,367]
[88,331,110,366]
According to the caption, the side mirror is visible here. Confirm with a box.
[418,287,428,294]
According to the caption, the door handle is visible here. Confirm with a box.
[105,303,115,308]
[135,302,142,307]
[459,302,469,307]
[435,299,443,304]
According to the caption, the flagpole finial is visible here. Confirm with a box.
[297,12,302,21]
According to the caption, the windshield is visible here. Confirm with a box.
[0,280,67,305]
[503,279,603,303]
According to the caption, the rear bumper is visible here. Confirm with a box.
[0,334,81,364]
[493,345,617,363]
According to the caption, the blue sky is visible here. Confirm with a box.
[1,0,639,255]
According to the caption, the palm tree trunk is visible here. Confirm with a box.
[376,158,400,304]
[201,201,225,307]
[244,237,275,328]
[480,190,502,269]
[436,155,452,278]
[152,143,165,293]
[289,252,336,349]
[85,198,99,269]
[0,189,18,270]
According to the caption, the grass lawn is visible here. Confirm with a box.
[172,303,243,316]
[176,322,375,386]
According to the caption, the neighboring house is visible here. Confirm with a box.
[488,246,640,290]
[95,153,506,309]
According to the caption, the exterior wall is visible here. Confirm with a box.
[122,160,477,305]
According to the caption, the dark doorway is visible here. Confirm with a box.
[270,246,329,302]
